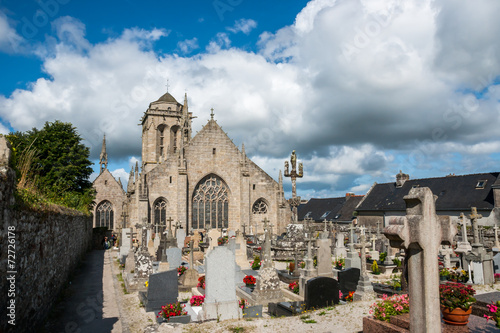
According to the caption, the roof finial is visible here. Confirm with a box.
[166,78,170,93]
[210,108,214,120]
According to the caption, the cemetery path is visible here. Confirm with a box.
[42,249,125,333]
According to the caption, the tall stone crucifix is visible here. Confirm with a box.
[469,207,482,246]
[284,150,303,223]
[384,187,456,333]
[354,226,374,301]
[135,218,153,252]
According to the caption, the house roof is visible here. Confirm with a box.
[356,172,499,212]
[298,195,363,222]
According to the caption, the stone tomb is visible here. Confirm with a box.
[176,229,186,249]
[138,269,179,312]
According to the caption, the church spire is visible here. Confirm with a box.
[99,135,108,174]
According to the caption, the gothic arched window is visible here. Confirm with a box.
[192,175,229,230]
[96,200,114,230]
[252,198,268,214]
[154,199,167,234]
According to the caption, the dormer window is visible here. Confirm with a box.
[304,211,312,218]
[412,184,420,189]
[320,211,331,219]
[476,180,486,189]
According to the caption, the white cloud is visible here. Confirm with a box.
[227,18,257,35]
[1,0,500,197]
[0,11,26,53]
[177,38,199,54]
[111,168,129,185]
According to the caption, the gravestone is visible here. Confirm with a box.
[147,239,155,257]
[304,277,340,310]
[334,231,347,258]
[199,247,241,321]
[154,234,160,251]
[228,230,236,238]
[472,261,485,285]
[493,253,500,274]
[338,268,360,296]
[235,230,250,269]
[125,251,135,274]
[120,228,132,263]
[177,229,186,249]
[345,223,361,270]
[207,229,220,252]
[383,187,456,333]
[317,238,334,278]
[166,247,182,269]
[138,269,179,312]
[227,237,245,286]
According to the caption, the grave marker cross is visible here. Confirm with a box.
[384,187,456,333]
[469,207,482,245]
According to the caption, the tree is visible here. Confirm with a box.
[7,120,94,211]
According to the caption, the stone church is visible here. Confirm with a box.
[92,91,291,236]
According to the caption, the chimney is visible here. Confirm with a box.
[396,170,410,188]
[493,176,500,208]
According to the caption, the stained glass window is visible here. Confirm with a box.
[96,201,114,230]
[154,199,167,234]
[192,175,229,230]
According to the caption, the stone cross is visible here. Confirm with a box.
[494,224,500,249]
[348,222,357,252]
[284,150,303,223]
[188,240,200,269]
[166,216,174,237]
[439,245,453,269]
[135,219,153,252]
[376,221,382,238]
[384,187,456,333]
[469,207,482,245]
[353,226,374,301]
[460,213,469,244]
[261,218,274,269]
[303,217,316,274]
[370,234,377,251]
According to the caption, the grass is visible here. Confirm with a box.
[303,319,317,324]
[228,327,246,333]
[300,315,310,320]
[318,311,327,316]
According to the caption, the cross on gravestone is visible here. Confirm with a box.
[494,224,500,249]
[384,187,456,333]
[370,234,377,251]
[353,226,374,301]
[188,240,200,269]
[439,245,453,269]
[376,221,382,238]
[348,222,357,252]
[166,217,174,236]
[459,213,469,244]
[135,220,153,252]
[261,218,274,269]
[469,207,482,245]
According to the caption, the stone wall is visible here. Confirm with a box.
[0,135,93,332]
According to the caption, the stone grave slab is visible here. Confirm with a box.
[138,269,178,312]
[268,301,305,317]
[472,291,500,318]
[338,268,360,297]
[472,261,484,284]
[304,276,340,310]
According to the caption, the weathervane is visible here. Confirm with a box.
[284,150,303,223]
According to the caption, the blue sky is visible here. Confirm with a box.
[1,0,500,199]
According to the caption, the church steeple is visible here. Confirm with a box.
[99,135,108,174]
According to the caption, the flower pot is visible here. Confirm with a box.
[439,276,448,281]
[245,284,255,291]
[441,306,472,326]
[157,314,191,324]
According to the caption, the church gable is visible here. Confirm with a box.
[93,169,125,196]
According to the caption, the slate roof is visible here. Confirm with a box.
[298,195,364,222]
[155,92,178,103]
[356,172,500,212]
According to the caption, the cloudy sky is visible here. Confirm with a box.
[1,0,499,199]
